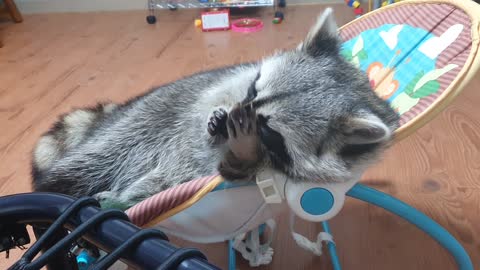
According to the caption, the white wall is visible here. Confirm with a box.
[15,0,148,13]
[15,0,344,14]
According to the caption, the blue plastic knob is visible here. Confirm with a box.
[77,250,96,270]
[300,188,334,215]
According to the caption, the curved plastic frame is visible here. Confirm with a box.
[228,182,473,270]
[228,169,474,270]
[340,183,474,270]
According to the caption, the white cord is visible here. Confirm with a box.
[290,211,335,256]
[232,219,276,267]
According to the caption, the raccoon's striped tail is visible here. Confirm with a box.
[32,102,117,174]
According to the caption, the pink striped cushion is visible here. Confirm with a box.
[126,174,220,227]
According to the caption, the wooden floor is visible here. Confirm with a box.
[1,4,479,270]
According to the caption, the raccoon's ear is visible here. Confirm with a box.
[343,113,392,145]
[298,7,340,56]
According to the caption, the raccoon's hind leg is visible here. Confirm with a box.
[32,102,117,173]
[218,103,265,181]
[92,173,171,210]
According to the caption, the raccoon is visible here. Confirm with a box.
[32,8,399,209]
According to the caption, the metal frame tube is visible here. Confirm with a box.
[0,192,221,270]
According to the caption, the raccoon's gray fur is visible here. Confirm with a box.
[32,8,399,209]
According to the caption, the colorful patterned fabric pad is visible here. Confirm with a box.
[340,2,472,127]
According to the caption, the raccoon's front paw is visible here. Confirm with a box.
[207,108,228,138]
[226,103,260,162]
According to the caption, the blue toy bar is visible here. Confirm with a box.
[226,183,473,270]
[347,184,474,270]
[321,221,341,270]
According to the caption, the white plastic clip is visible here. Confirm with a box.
[256,171,283,204]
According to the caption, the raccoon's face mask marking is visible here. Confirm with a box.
[257,114,291,170]
[239,73,292,171]
[243,73,260,104]
[240,8,399,183]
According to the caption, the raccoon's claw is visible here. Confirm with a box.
[207,108,228,137]
[227,103,256,137]
[219,103,263,181]
[226,103,260,161]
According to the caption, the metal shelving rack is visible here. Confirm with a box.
[146,0,285,24]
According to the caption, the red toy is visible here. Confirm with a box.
[354,7,364,16]
[345,0,364,17]
[231,18,264,33]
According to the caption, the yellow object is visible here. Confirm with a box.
[353,1,361,8]
[195,19,202,27]
[381,1,388,6]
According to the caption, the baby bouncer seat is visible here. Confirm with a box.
[122,0,480,269]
